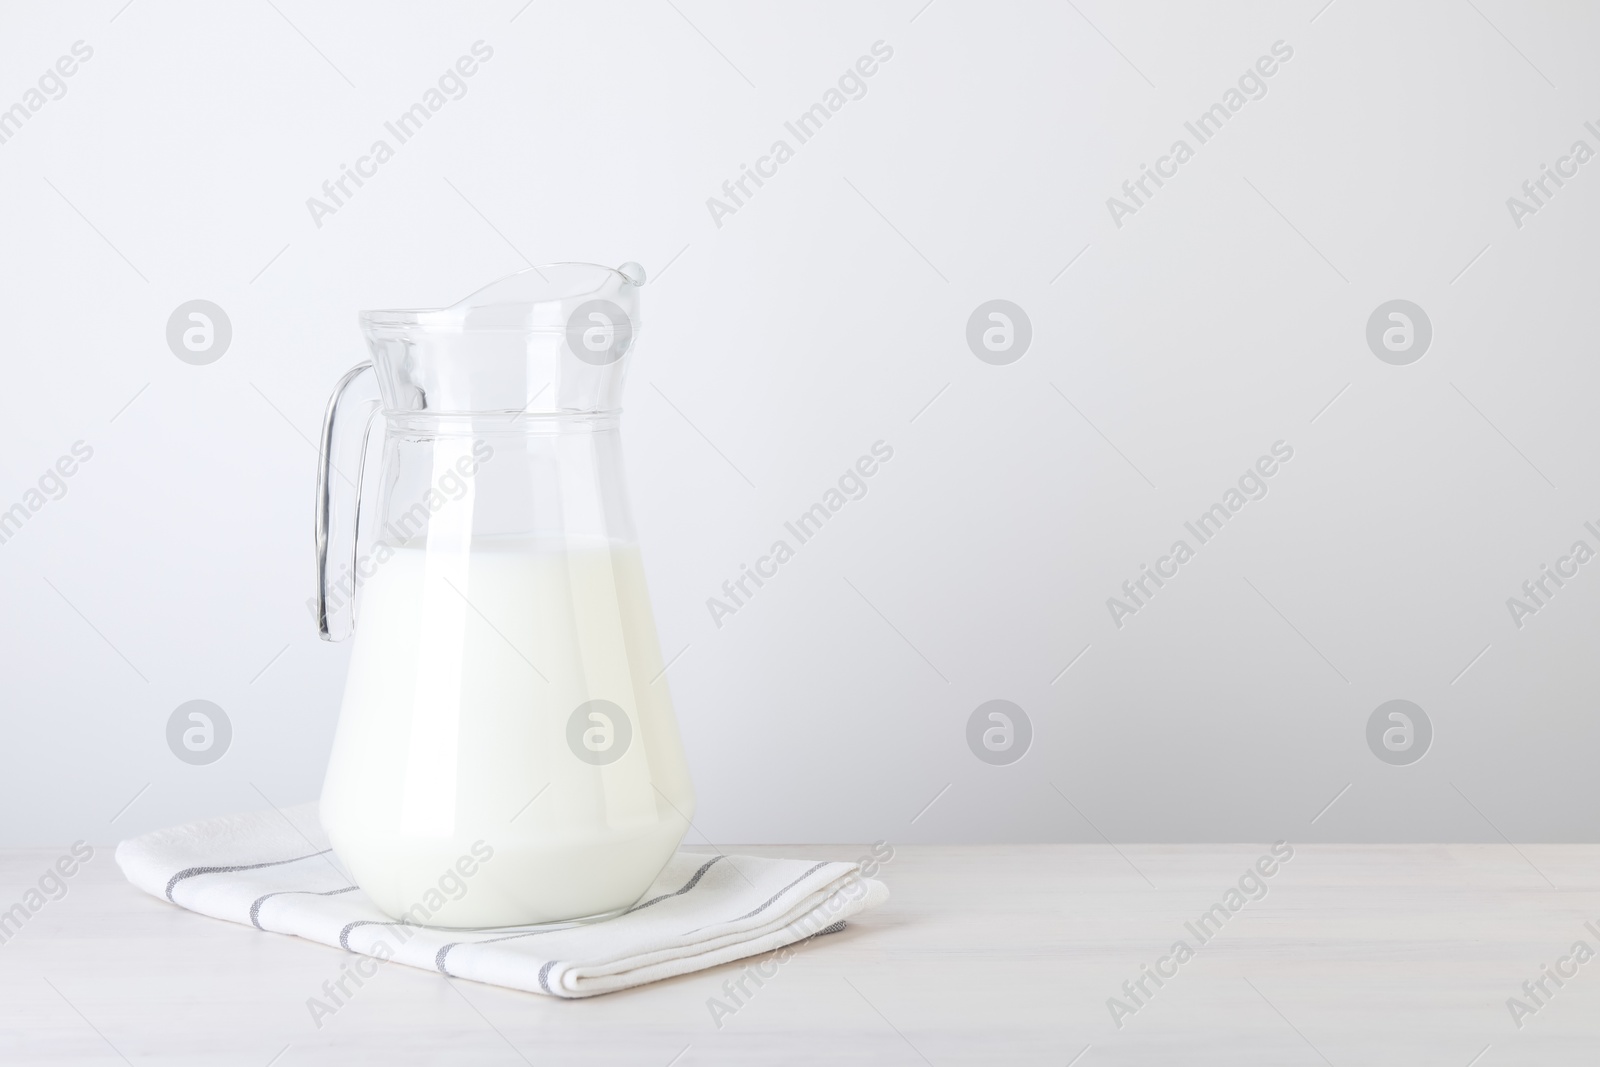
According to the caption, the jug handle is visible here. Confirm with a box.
[314,361,379,641]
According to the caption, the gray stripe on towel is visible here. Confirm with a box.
[164,848,334,902]
[628,855,724,914]
[438,856,725,984]
[681,860,831,936]
[250,885,359,929]
[338,919,417,952]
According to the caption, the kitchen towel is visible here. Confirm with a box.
[116,805,889,998]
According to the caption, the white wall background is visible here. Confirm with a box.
[3,0,1597,846]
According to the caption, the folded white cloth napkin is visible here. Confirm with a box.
[116,805,888,998]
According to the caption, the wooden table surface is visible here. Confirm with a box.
[1,842,1596,1065]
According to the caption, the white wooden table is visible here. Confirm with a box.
[1,843,1596,1065]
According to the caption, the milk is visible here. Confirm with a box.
[320,538,694,928]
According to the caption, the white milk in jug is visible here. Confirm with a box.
[320,536,694,928]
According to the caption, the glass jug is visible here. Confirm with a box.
[313,262,694,929]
